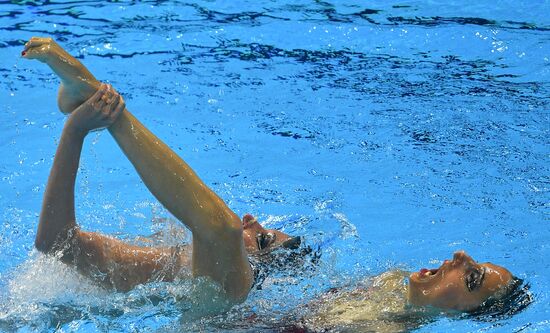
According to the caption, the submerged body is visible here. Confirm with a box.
[282,251,526,332]
[298,271,420,333]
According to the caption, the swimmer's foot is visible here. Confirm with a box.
[22,37,101,114]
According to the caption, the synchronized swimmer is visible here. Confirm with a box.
[21,37,531,329]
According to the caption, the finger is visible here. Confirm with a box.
[89,84,108,105]
[109,91,121,109]
[108,85,123,105]
[101,91,120,118]
[95,96,107,110]
[106,85,118,101]
[108,97,125,123]
[101,104,112,118]
[112,95,126,118]
[101,87,115,104]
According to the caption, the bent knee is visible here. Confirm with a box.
[34,237,51,254]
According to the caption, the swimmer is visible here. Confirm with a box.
[23,37,299,302]
[22,38,530,319]
[277,251,531,332]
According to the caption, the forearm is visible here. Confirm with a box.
[108,110,240,234]
[35,124,86,252]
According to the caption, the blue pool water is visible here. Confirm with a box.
[1,1,549,332]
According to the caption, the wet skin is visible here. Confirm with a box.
[22,37,99,114]
[408,251,514,311]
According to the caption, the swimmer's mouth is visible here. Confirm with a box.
[419,268,439,279]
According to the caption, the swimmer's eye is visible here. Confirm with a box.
[465,267,485,292]
[256,232,276,251]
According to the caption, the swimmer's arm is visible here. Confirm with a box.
[44,144,187,291]
[36,121,184,290]
[34,120,81,253]
[35,86,112,253]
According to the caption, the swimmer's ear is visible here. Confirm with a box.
[281,236,301,250]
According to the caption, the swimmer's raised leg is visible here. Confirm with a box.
[24,37,253,301]
[22,37,101,114]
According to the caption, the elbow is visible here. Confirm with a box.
[34,226,79,255]
[34,236,54,254]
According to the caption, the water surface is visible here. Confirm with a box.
[0,1,549,332]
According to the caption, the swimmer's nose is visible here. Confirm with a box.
[453,250,474,265]
[243,214,255,223]
[242,214,258,230]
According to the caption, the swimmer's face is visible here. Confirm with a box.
[241,214,292,253]
[408,251,513,311]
